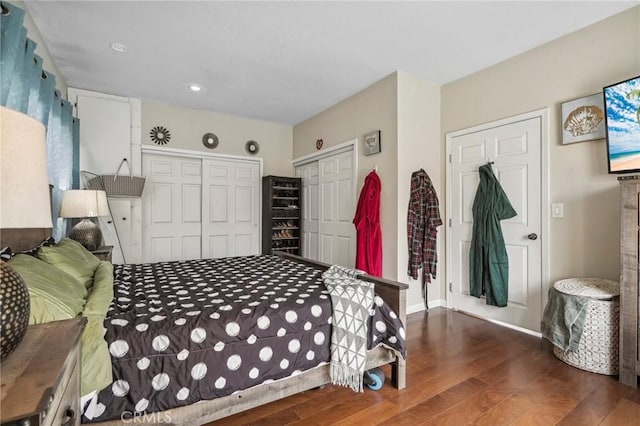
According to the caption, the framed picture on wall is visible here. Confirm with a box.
[363,130,381,156]
[561,93,606,144]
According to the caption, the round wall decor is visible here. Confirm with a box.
[245,140,260,155]
[150,126,171,145]
[202,133,219,149]
[316,138,323,150]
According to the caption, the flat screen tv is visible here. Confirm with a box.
[604,75,640,174]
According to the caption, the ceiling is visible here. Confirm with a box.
[26,1,638,125]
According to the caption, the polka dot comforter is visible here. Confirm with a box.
[84,255,406,422]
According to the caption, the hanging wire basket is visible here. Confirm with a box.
[85,159,145,198]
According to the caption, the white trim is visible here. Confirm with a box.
[452,308,542,338]
[292,139,357,167]
[444,108,550,331]
[407,299,446,315]
[68,87,131,104]
[142,145,263,168]
[539,109,551,321]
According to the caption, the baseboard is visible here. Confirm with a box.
[453,309,542,338]
[405,303,541,338]
[407,299,446,315]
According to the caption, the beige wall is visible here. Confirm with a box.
[14,1,66,96]
[142,101,293,177]
[442,7,640,293]
[397,72,442,308]
[293,73,399,279]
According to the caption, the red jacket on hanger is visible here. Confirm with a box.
[353,170,382,277]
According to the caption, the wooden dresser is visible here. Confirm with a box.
[619,177,640,387]
[1,318,86,425]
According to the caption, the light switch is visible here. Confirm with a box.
[552,203,564,218]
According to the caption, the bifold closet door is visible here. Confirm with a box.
[296,149,355,267]
[296,162,320,260]
[201,158,260,258]
[318,151,356,267]
[142,154,202,262]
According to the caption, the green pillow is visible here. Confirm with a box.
[83,261,114,317]
[7,254,86,324]
[81,314,113,395]
[37,238,101,289]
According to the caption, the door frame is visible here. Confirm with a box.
[292,138,358,168]
[141,145,263,260]
[444,108,550,333]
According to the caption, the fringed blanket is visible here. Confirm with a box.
[322,265,374,392]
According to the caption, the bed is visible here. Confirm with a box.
[0,228,408,425]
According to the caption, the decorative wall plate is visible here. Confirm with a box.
[202,133,219,149]
[245,140,260,155]
[316,138,323,150]
[150,126,171,145]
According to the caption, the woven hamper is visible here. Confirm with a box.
[85,159,145,198]
[552,278,620,375]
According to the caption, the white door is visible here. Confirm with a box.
[142,154,202,262]
[73,90,135,264]
[201,158,260,258]
[296,162,319,260]
[318,151,356,267]
[447,115,544,331]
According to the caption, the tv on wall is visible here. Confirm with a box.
[604,75,640,174]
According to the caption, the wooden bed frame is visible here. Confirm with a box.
[1,229,408,425]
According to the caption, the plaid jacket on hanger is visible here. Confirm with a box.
[407,169,442,305]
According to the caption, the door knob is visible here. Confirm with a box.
[527,233,538,240]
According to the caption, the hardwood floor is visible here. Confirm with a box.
[210,308,640,425]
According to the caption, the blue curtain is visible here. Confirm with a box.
[1,1,78,240]
[0,3,25,105]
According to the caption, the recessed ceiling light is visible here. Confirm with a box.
[188,84,204,93]
[109,42,127,53]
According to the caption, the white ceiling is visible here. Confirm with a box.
[26,1,638,125]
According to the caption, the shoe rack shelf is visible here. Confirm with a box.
[262,175,302,255]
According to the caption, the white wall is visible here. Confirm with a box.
[396,72,442,310]
[441,7,640,291]
[142,101,293,177]
[293,73,399,279]
[293,72,444,312]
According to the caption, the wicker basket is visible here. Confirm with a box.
[86,159,145,198]
[552,278,620,375]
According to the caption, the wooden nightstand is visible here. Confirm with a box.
[90,245,113,262]
[1,318,86,426]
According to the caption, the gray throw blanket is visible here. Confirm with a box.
[322,265,374,392]
[541,287,589,351]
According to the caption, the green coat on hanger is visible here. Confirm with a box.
[469,164,517,307]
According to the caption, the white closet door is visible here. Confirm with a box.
[296,162,319,260]
[318,150,355,267]
[201,158,260,258]
[142,154,202,262]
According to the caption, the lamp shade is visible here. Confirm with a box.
[0,107,52,228]
[60,190,109,218]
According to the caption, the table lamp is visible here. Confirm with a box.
[0,106,51,360]
[60,190,109,250]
